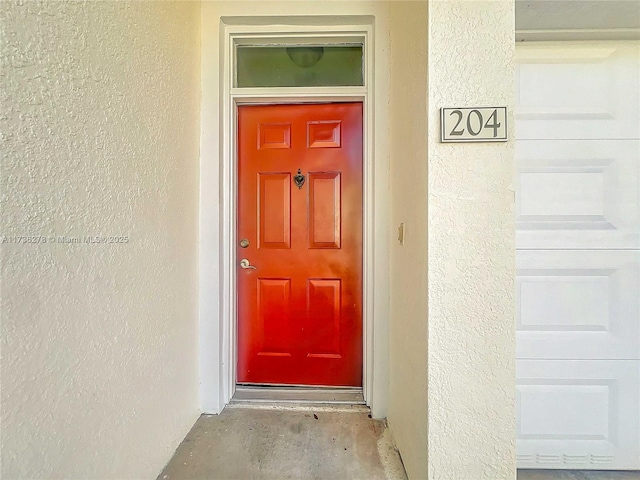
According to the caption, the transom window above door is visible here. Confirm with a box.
[235,45,364,88]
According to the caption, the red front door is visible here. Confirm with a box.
[237,103,363,386]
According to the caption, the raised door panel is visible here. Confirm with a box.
[515,43,640,140]
[517,250,640,360]
[308,172,341,249]
[258,173,291,249]
[516,140,640,249]
[258,123,291,149]
[516,360,640,470]
[308,121,341,148]
[257,278,292,357]
[306,279,342,358]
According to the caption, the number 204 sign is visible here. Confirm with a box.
[440,107,508,143]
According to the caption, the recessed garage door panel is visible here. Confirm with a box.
[517,250,640,360]
[515,42,640,140]
[517,360,640,470]
[516,140,640,249]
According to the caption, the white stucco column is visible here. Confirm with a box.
[427,1,516,479]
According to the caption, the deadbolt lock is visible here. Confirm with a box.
[239,239,250,248]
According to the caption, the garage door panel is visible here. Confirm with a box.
[517,250,640,359]
[516,140,640,249]
[517,360,640,470]
[515,42,640,139]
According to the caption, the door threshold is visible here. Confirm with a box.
[231,384,366,406]
[225,402,371,413]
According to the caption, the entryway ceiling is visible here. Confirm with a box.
[516,0,640,31]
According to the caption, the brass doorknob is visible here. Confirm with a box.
[239,258,257,270]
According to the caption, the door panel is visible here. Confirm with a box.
[257,278,292,356]
[258,123,291,149]
[517,250,640,360]
[307,279,342,357]
[516,139,640,249]
[517,360,640,470]
[308,172,341,248]
[237,103,363,386]
[259,173,291,249]
[515,43,640,140]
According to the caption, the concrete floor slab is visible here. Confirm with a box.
[157,408,407,480]
[517,471,640,480]
[158,408,639,480]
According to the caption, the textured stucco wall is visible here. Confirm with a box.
[427,1,516,479]
[1,2,201,479]
[387,2,429,479]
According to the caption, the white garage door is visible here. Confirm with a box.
[515,41,640,470]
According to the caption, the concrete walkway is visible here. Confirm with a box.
[158,408,639,480]
[158,407,407,480]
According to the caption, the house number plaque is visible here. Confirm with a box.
[440,107,508,143]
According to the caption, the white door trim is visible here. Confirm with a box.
[212,17,379,412]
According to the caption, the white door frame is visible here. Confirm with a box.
[215,18,379,410]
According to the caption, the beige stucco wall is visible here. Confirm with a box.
[1,2,201,479]
[427,1,516,479]
[387,2,429,479]
[388,2,515,478]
